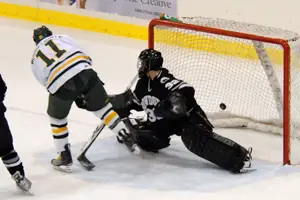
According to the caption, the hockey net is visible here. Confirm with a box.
[148,16,300,165]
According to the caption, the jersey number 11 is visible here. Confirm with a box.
[36,40,66,67]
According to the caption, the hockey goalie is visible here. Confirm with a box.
[78,48,253,173]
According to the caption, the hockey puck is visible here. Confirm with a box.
[220,103,226,110]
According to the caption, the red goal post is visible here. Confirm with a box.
[148,17,300,165]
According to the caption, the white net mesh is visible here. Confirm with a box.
[151,16,300,164]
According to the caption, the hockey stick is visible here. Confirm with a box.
[77,74,139,171]
[77,123,105,170]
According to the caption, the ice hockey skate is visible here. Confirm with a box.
[238,147,255,173]
[117,130,142,155]
[51,144,73,173]
[12,171,32,193]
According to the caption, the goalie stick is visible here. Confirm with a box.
[77,74,139,171]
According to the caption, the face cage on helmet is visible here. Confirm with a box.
[137,58,148,78]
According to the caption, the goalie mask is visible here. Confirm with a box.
[137,49,163,78]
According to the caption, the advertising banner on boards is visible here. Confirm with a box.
[40,0,178,20]
[40,0,80,7]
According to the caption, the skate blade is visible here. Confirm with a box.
[16,185,34,196]
[239,167,257,173]
[132,144,149,158]
[131,144,146,156]
[53,165,73,173]
[24,189,34,196]
[132,144,141,155]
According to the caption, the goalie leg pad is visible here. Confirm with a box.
[135,132,170,153]
[124,119,170,152]
[181,124,249,173]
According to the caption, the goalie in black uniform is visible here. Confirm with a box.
[77,49,253,173]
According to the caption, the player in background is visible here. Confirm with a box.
[103,49,253,173]
[31,26,140,172]
[79,0,86,9]
[57,0,86,8]
[0,74,32,191]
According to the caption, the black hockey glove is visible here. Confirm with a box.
[108,89,134,119]
[154,92,187,120]
[108,89,133,109]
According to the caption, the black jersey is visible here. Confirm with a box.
[130,69,198,137]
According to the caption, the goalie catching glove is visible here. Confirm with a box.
[154,92,188,119]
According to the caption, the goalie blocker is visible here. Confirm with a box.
[81,48,253,173]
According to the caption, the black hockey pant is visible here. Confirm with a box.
[0,103,25,176]
[0,74,24,176]
[47,69,108,119]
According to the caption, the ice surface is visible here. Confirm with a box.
[0,18,300,200]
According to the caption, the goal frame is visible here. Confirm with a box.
[148,19,292,165]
